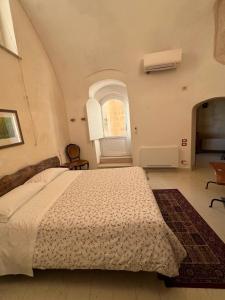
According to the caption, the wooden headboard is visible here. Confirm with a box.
[0,156,60,197]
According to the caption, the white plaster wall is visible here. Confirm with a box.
[0,0,69,177]
[20,0,225,168]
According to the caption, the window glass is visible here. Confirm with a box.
[0,0,18,55]
[102,99,126,137]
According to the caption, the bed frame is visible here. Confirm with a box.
[0,156,60,197]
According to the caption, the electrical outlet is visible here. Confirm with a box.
[182,138,187,146]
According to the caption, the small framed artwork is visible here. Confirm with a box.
[0,109,24,149]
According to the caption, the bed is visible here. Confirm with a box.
[0,156,186,277]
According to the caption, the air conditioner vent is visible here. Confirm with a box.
[143,49,182,73]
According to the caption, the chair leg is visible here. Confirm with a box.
[205,181,217,189]
[209,198,225,208]
[209,199,217,207]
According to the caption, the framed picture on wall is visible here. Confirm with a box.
[0,109,24,149]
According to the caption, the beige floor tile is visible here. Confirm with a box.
[159,287,188,300]
[107,271,137,300]
[89,270,114,300]
[184,288,213,300]
[135,272,161,300]
[207,289,225,300]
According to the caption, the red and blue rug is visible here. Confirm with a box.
[153,189,225,289]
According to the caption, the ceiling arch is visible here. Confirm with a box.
[20,0,215,101]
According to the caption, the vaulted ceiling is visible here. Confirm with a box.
[20,0,215,101]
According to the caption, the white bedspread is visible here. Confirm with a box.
[0,171,81,276]
[0,167,186,277]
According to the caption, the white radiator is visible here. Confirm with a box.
[139,146,179,168]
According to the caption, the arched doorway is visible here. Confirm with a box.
[86,79,132,165]
[192,97,225,168]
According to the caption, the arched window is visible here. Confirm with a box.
[101,99,126,137]
[87,79,131,142]
[0,0,18,55]
[87,79,132,159]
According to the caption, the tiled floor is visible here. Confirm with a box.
[1,166,225,300]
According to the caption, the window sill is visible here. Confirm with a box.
[102,136,128,139]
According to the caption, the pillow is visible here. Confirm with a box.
[0,182,45,223]
[26,168,68,185]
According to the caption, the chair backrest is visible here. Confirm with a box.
[66,144,80,162]
[210,162,225,184]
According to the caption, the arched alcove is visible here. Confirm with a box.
[87,79,132,165]
[191,97,225,168]
[89,79,127,99]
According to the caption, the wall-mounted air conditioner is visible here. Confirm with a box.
[143,49,182,73]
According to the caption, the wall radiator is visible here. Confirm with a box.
[139,146,179,168]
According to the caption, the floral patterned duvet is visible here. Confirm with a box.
[33,167,186,277]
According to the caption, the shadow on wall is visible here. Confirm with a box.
[191,97,225,168]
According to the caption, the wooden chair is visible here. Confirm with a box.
[205,162,225,207]
[65,144,89,170]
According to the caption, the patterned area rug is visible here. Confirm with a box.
[153,189,225,288]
